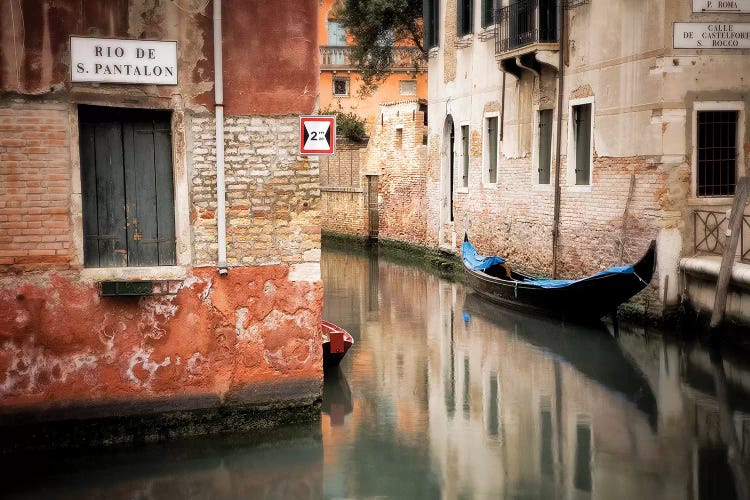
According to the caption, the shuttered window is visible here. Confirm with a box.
[79,106,176,268]
[538,109,553,184]
[487,117,498,183]
[423,0,440,49]
[573,103,592,185]
[461,125,470,188]
[482,0,496,28]
[458,0,473,36]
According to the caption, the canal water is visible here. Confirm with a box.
[7,246,750,499]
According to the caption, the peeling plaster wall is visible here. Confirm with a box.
[0,267,322,414]
[0,0,323,429]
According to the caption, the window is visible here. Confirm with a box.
[482,0,496,28]
[424,0,440,49]
[696,109,740,197]
[537,109,553,184]
[399,80,417,96]
[569,100,593,186]
[333,77,349,97]
[485,116,498,183]
[458,0,473,36]
[461,125,470,188]
[396,127,403,149]
[78,106,175,268]
[327,20,346,46]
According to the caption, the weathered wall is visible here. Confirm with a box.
[320,144,369,237]
[426,0,750,318]
[0,267,322,411]
[366,100,429,246]
[0,0,318,115]
[0,105,72,270]
[0,0,323,432]
[320,72,428,132]
[190,115,321,267]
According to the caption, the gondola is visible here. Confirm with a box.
[322,320,354,368]
[462,235,656,321]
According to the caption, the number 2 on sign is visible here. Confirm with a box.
[310,131,325,140]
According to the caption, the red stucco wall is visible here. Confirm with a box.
[223,0,318,115]
[0,267,322,412]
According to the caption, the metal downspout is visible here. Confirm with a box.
[214,0,228,275]
[551,0,565,279]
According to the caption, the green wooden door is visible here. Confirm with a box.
[79,106,176,267]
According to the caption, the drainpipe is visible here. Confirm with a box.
[214,0,228,276]
[551,0,565,279]
[499,72,506,141]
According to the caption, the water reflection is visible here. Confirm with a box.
[6,247,750,499]
[322,247,750,499]
[6,423,323,499]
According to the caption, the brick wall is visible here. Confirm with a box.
[367,101,429,246]
[190,115,321,267]
[0,105,73,271]
[321,142,369,237]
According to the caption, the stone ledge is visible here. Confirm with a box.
[680,255,750,290]
[321,186,363,193]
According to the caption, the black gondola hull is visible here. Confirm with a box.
[463,240,656,321]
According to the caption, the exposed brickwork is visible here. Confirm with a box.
[190,115,321,267]
[0,105,73,271]
[443,0,457,83]
[322,189,368,237]
[368,101,429,246]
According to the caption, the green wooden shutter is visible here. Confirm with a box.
[80,107,176,268]
[538,109,553,184]
[574,104,591,185]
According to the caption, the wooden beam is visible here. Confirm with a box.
[710,177,750,330]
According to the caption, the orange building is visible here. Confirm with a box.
[318,0,427,132]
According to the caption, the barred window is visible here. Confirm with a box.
[333,77,349,97]
[697,110,739,197]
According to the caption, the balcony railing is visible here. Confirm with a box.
[320,46,426,71]
[693,209,750,263]
[495,0,559,55]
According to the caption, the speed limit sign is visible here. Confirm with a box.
[299,115,336,156]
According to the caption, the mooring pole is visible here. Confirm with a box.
[710,177,750,331]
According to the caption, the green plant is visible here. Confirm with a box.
[321,106,368,142]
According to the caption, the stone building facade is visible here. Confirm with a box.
[424,0,750,320]
[0,0,323,442]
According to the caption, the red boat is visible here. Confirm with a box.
[322,320,353,368]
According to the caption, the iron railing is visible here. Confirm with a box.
[693,209,750,263]
[495,0,559,54]
[320,46,426,70]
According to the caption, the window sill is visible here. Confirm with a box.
[687,196,734,207]
[483,182,498,189]
[456,187,469,194]
[456,35,473,49]
[567,184,592,193]
[532,183,554,192]
[81,266,188,282]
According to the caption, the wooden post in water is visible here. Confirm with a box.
[710,177,750,331]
